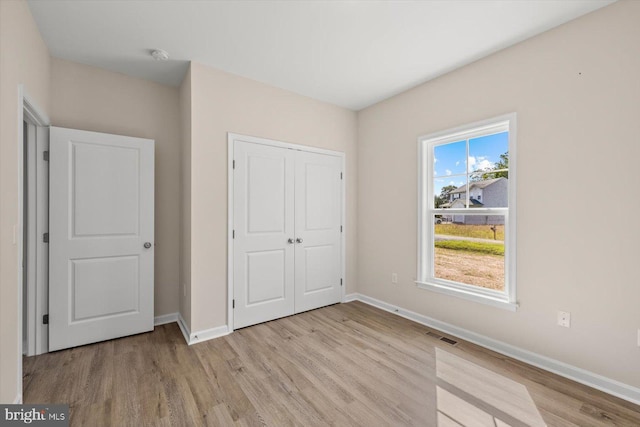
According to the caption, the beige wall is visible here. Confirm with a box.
[357,0,640,387]
[50,58,182,317]
[0,0,51,402]
[185,63,358,332]
[179,66,192,328]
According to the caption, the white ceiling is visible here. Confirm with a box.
[28,0,614,111]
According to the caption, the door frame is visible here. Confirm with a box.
[17,85,50,403]
[22,120,49,357]
[227,133,346,332]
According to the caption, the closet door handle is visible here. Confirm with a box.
[287,238,294,244]
[295,238,303,244]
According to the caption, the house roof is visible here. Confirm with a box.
[449,198,484,208]
[449,177,506,194]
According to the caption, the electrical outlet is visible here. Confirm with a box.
[557,311,571,328]
[391,273,398,284]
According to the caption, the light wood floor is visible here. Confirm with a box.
[23,301,640,426]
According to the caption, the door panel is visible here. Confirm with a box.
[71,256,139,321]
[246,250,286,304]
[49,127,154,351]
[233,141,295,329]
[303,245,335,292]
[72,143,139,236]
[294,151,342,313]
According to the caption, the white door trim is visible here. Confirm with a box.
[17,85,50,403]
[23,123,49,357]
[227,133,346,332]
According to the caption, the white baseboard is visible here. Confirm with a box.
[14,393,22,404]
[154,312,179,326]
[177,313,191,344]
[176,313,229,345]
[343,293,359,303]
[345,293,640,406]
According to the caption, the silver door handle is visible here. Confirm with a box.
[287,238,294,244]
[295,238,303,244]
[144,242,152,249]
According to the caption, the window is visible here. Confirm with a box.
[418,114,517,310]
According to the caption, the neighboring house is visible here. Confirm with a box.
[441,177,507,224]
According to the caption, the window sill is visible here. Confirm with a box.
[415,281,518,311]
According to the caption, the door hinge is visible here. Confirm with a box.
[43,232,49,243]
[232,299,235,309]
[43,151,49,161]
[340,226,343,233]
[232,230,235,239]
[340,172,343,180]
[42,314,49,325]
[233,160,235,169]
[340,278,343,287]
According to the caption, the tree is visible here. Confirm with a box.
[471,151,508,181]
[434,185,458,208]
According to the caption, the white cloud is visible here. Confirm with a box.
[468,155,494,171]
[455,161,460,166]
[445,169,452,176]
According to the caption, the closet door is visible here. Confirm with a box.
[233,141,295,329]
[294,151,342,313]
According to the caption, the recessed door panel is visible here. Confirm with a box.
[72,143,139,237]
[246,250,286,305]
[49,127,154,351]
[304,245,336,293]
[247,155,287,234]
[71,256,139,322]
[304,163,334,231]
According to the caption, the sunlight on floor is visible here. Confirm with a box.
[436,348,546,426]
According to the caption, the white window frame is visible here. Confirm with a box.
[417,113,517,311]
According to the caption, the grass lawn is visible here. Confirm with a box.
[434,240,504,256]
[435,223,504,241]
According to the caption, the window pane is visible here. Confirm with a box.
[469,132,509,174]
[433,215,505,291]
[434,177,466,208]
[434,140,466,177]
[468,173,508,208]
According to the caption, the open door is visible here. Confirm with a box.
[48,127,154,351]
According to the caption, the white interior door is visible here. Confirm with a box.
[49,127,155,351]
[233,141,295,329]
[294,151,342,313]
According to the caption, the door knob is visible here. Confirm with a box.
[295,238,303,244]
[144,242,152,249]
[287,238,294,244]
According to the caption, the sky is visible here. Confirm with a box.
[433,131,508,197]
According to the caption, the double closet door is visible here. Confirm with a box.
[232,138,343,329]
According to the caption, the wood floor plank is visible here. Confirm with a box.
[23,302,640,426]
